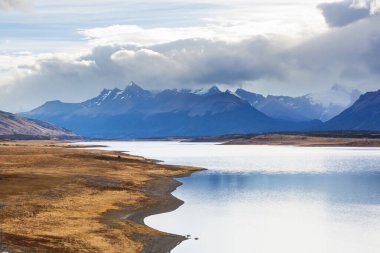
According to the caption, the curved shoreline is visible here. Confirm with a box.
[70,144,206,253]
[118,173,202,253]
[127,177,189,253]
[0,141,204,253]
[76,143,205,252]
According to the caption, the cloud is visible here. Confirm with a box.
[363,32,380,73]
[78,1,327,48]
[0,0,327,55]
[0,0,33,11]
[318,0,371,27]
[1,12,380,112]
[0,37,287,112]
[287,14,380,72]
[79,22,295,48]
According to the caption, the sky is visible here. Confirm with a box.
[0,0,379,112]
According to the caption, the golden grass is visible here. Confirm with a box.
[0,141,200,253]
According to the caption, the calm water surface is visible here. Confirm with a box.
[82,141,380,253]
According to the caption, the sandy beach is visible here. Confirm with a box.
[0,141,203,253]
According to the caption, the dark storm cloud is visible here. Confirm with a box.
[363,33,380,73]
[287,14,380,77]
[318,0,371,27]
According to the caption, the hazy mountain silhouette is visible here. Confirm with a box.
[323,89,380,131]
[236,84,361,122]
[24,82,321,138]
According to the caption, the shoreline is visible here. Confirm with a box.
[119,170,201,253]
[127,177,189,253]
[221,134,380,147]
[0,140,204,253]
[181,131,380,147]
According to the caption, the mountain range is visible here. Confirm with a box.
[235,84,361,122]
[23,82,321,138]
[0,110,76,139]
[22,82,379,138]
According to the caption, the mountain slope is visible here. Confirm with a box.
[0,110,77,139]
[24,83,320,138]
[323,89,380,131]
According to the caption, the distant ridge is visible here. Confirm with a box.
[323,89,380,131]
[24,82,320,138]
[235,84,361,122]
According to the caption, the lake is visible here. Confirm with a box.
[83,141,380,253]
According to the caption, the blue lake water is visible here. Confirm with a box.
[81,141,380,253]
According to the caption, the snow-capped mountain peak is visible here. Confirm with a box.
[192,85,223,96]
[121,81,152,98]
[87,88,122,106]
[206,86,222,95]
[84,82,152,106]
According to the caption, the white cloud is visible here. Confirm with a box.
[79,2,327,48]
[0,0,33,11]
[1,13,380,113]
[0,0,380,112]
[79,23,287,47]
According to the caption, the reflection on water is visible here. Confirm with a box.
[81,142,380,253]
[183,171,380,205]
[150,172,380,253]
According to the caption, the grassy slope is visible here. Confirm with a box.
[0,111,76,139]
